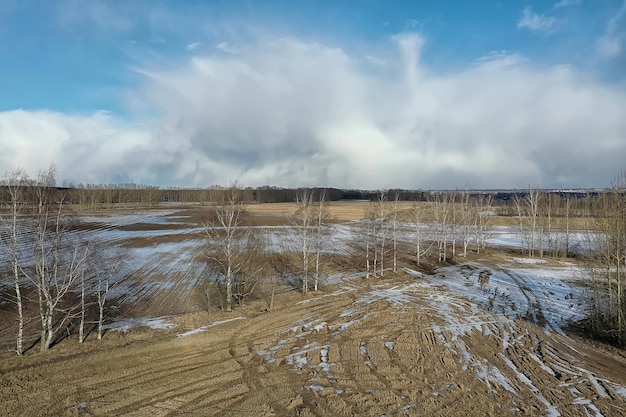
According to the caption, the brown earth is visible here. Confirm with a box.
[2,270,626,416]
[1,204,624,416]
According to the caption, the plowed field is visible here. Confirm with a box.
[1,204,625,416]
[2,270,626,416]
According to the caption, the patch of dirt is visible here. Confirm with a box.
[2,272,626,416]
[1,205,624,416]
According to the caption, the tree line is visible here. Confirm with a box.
[203,180,626,349]
[2,166,625,352]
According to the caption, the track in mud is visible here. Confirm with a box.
[3,272,626,417]
[2,207,626,416]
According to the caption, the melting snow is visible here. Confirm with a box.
[176,317,246,337]
[104,316,177,332]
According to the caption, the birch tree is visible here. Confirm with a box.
[474,194,493,254]
[362,204,377,278]
[294,190,314,293]
[95,252,123,340]
[411,201,429,267]
[515,187,542,257]
[77,241,92,344]
[312,189,329,291]
[203,183,256,312]
[526,187,542,257]
[563,195,572,257]
[432,192,453,262]
[0,169,30,355]
[29,167,89,351]
[376,191,388,275]
[585,172,626,345]
[390,192,401,273]
[458,188,475,258]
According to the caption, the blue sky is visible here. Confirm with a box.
[1,0,625,188]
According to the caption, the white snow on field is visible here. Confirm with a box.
[296,286,357,305]
[505,256,547,265]
[504,265,587,334]
[286,341,319,369]
[258,223,355,255]
[500,353,561,417]
[314,322,328,333]
[326,271,369,284]
[486,226,588,252]
[252,265,626,415]
[104,316,177,332]
[319,344,334,373]
[81,210,180,227]
[176,317,246,337]
[331,313,373,336]
[258,316,328,363]
[406,261,588,333]
[395,404,416,413]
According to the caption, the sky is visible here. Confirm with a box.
[0,0,625,190]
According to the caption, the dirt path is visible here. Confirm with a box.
[2,270,626,416]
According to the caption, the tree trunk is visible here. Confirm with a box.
[79,275,85,343]
[98,308,104,340]
[14,262,24,355]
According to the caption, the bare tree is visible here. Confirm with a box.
[232,234,267,306]
[0,169,31,355]
[390,192,400,272]
[77,241,92,344]
[312,189,329,291]
[458,188,475,258]
[432,192,453,262]
[375,191,388,275]
[203,183,256,312]
[411,202,425,266]
[515,187,542,257]
[474,194,493,254]
[585,172,626,345]
[95,252,123,340]
[27,166,90,351]
[294,190,314,293]
[449,192,458,259]
[563,195,572,257]
[527,187,542,257]
[362,204,377,278]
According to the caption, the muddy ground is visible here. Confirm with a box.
[1,204,625,416]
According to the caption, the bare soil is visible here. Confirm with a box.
[1,203,624,416]
[2,272,626,416]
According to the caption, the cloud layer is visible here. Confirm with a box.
[518,7,556,33]
[2,34,625,189]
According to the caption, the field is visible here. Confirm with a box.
[1,202,626,416]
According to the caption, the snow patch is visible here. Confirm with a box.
[176,317,246,337]
[105,316,176,332]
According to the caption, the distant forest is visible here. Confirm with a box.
[0,181,608,206]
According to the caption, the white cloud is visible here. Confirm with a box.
[597,35,622,57]
[0,110,157,184]
[553,0,581,9]
[517,7,556,33]
[186,41,201,51]
[216,41,239,54]
[2,34,625,189]
[57,0,134,33]
[597,1,626,58]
